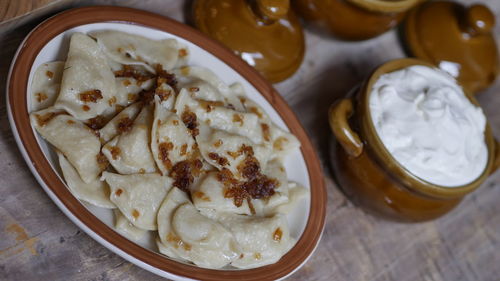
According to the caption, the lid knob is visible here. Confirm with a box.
[465,4,495,36]
[255,0,289,21]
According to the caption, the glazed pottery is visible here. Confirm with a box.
[329,58,499,222]
[193,0,305,83]
[405,1,499,94]
[293,0,421,41]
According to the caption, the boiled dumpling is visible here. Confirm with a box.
[191,172,253,216]
[249,160,290,216]
[154,79,176,110]
[174,66,244,111]
[196,125,271,179]
[114,77,154,106]
[218,213,295,269]
[156,238,182,260]
[174,42,190,68]
[151,98,196,176]
[192,160,289,217]
[30,107,104,183]
[236,93,300,160]
[31,61,64,112]
[175,89,263,144]
[157,188,240,268]
[90,30,180,72]
[99,102,142,143]
[276,182,309,214]
[157,187,190,241]
[114,209,147,241]
[54,33,117,120]
[102,172,173,230]
[57,151,114,208]
[102,105,158,174]
[267,125,301,160]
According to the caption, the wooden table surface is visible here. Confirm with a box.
[1,1,499,280]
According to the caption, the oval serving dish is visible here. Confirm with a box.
[7,6,326,281]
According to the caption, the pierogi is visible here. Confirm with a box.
[31,61,64,111]
[29,30,308,270]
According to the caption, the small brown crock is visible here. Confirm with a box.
[328,58,500,222]
[293,0,422,41]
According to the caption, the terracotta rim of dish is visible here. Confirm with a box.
[7,6,326,281]
[358,58,495,199]
[347,0,421,13]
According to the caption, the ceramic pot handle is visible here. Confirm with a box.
[256,0,289,20]
[328,98,363,157]
[493,139,500,174]
[465,4,495,36]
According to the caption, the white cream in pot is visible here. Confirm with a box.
[369,65,488,187]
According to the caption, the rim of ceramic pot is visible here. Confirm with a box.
[347,0,421,13]
[357,58,495,199]
[7,6,326,281]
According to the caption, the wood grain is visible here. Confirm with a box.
[0,0,499,281]
[0,0,58,22]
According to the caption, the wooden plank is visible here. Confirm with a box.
[0,0,499,280]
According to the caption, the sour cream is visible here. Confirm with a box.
[369,65,487,187]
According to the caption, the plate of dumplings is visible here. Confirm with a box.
[7,6,326,281]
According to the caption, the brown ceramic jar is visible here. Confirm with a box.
[329,58,500,222]
[193,0,305,83]
[293,0,421,41]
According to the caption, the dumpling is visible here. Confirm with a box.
[157,188,240,268]
[249,160,290,216]
[102,105,158,174]
[113,77,154,106]
[178,79,225,103]
[54,33,117,120]
[195,125,271,179]
[218,213,295,269]
[267,125,301,160]
[174,66,244,111]
[192,160,289,217]
[102,172,173,230]
[175,89,263,144]
[174,42,190,68]
[57,151,114,208]
[90,30,180,72]
[154,78,176,110]
[156,238,182,260]
[31,61,64,112]
[114,209,147,241]
[151,98,196,175]
[191,172,253,216]
[237,93,300,160]
[30,107,104,183]
[276,182,309,214]
[99,102,142,143]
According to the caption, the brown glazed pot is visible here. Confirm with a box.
[293,0,421,41]
[193,0,305,83]
[8,6,326,280]
[404,1,499,94]
[328,58,500,222]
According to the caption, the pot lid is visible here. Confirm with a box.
[193,0,305,83]
[404,1,499,93]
